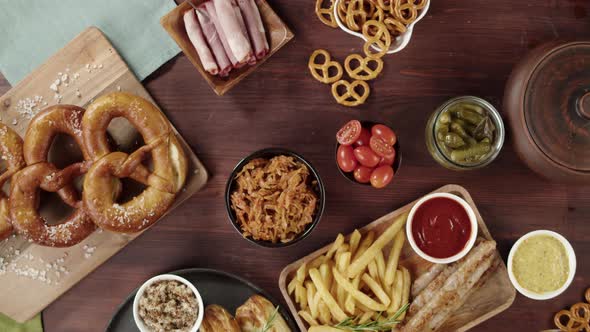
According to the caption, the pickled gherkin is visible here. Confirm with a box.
[434,101,497,165]
[455,109,484,126]
[443,133,466,148]
[450,141,492,163]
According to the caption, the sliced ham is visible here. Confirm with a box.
[213,0,253,65]
[204,1,242,68]
[231,0,256,65]
[183,9,219,75]
[195,6,232,76]
[237,0,269,60]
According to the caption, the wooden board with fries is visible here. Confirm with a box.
[278,184,515,332]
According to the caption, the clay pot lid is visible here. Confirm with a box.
[524,42,590,172]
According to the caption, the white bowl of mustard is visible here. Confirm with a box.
[508,230,576,300]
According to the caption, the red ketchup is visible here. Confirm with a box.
[411,197,471,259]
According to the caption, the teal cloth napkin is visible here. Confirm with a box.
[0,0,181,85]
[0,313,42,332]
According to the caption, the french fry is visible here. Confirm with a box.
[336,251,351,273]
[288,277,298,296]
[296,283,308,309]
[299,310,319,326]
[310,292,320,319]
[358,311,374,324]
[326,233,345,259]
[336,243,349,254]
[353,231,374,261]
[344,275,360,315]
[385,230,405,287]
[296,262,307,283]
[387,269,403,315]
[317,300,331,325]
[399,266,411,320]
[319,263,333,291]
[368,260,379,281]
[306,281,317,310]
[310,254,328,269]
[361,273,391,306]
[376,250,386,282]
[349,229,362,257]
[332,267,388,311]
[309,268,348,322]
[348,213,408,278]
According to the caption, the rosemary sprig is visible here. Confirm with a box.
[257,305,280,332]
[333,303,410,331]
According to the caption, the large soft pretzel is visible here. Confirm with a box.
[11,105,101,246]
[9,162,96,247]
[82,93,187,232]
[24,105,91,207]
[0,124,25,241]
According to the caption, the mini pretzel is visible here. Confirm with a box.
[392,0,421,25]
[373,0,391,11]
[362,20,392,59]
[555,288,590,332]
[344,54,384,81]
[383,16,407,37]
[331,79,370,107]
[315,0,338,28]
[308,49,343,84]
[345,0,372,31]
[371,5,385,22]
[10,162,96,247]
[0,124,25,241]
[337,0,350,24]
[82,93,187,232]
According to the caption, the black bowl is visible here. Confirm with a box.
[335,121,402,186]
[225,148,326,248]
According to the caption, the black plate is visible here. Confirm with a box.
[105,268,298,331]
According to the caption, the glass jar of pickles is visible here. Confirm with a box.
[426,96,505,170]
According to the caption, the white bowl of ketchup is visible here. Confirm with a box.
[406,193,478,264]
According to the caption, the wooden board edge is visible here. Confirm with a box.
[277,184,515,332]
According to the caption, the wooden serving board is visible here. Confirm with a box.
[279,184,516,332]
[161,0,294,96]
[0,27,208,322]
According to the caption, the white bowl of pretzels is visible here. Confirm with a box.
[331,0,430,55]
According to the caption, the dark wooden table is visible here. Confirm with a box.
[1,0,589,331]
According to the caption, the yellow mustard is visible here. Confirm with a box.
[512,235,569,294]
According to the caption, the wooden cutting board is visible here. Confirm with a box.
[279,184,516,332]
[0,26,208,322]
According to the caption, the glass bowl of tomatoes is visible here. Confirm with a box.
[335,120,401,188]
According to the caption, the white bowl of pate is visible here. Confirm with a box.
[133,274,204,332]
[508,230,576,300]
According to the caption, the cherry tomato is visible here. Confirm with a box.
[379,151,396,166]
[354,128,372,147]
[336,120,362,146]
[372,124,397,146]
[337,144,357,172]
[370,136,395,158]
[354,166,373,183]
[353,146,380,167]
[370,165,394,189]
